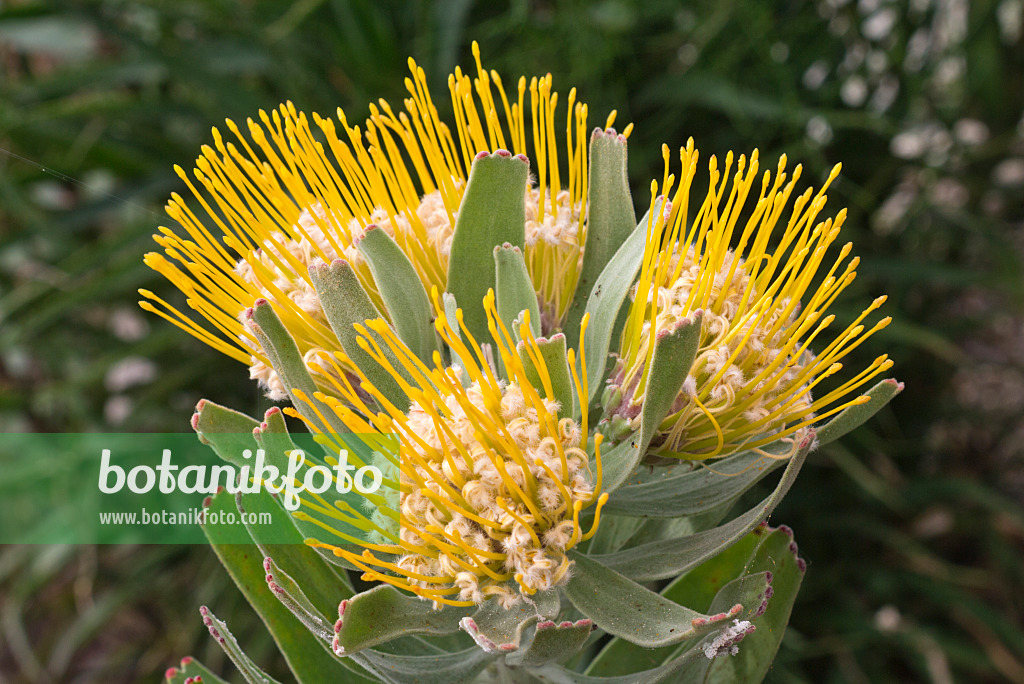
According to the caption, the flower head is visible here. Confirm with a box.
[292,290,605,607]
[603,141,892,459]
[140,42,614,399]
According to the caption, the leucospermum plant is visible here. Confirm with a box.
[150,43,900,684]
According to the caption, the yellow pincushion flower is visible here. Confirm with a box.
[139,42,620,400]
[290,290,605,608]
[602,140,892,459]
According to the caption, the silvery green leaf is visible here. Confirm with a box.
[581,514,646,555]
[583,529,762,677]
[354,646,497,684]
[532,647,710,684]
[494,241,541,341]
[638,312,703,449]
[704,526,806,683]
[565,128,635,349]
[580,198,666,405]
[460,590,559,654]
[356,225,438,362]
[333,585,471,657]
[564,550,751,648]
[589,435,809,580]
[620,499,737,547]
[263,556,335,642]
[246,299,349,433]
[605,448,787,518]
[192,399,259,468]
[237,483,355,609]
[517,332,574,419]
[446,150,529,343]
[504,618,594,668]
[308,259,410,413]
[597,310,698,493]
[199,605,282,684]
[202,490,373,683]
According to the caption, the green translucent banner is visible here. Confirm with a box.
[0,433,398,545]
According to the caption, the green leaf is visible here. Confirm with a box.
[440,291,472,382]
[816,378,903,447]
[589,436,809,580]
[460,590,559,653]
[357,225,438,362]
[517,332,575,419]
[198,604,282,684]
[531,640,710,683]
[263,556,335,641]
[598,310,699,493]
[638,312,703,449]
[505,618,594,668]
[598,438,646,496]
[192,399,259,468]
[585,530,768,678]
[248,407,377,574]
[446,150,529,343]
[565,128,636,348]
[564,550,750,648]
[202,490,368,683]
[308,259,411,413]
[334,585,471,656]
[605,447,787,518]
[238,482,355,610]
[247,299,349,434]
[494,241,541,340]
[581,514,646,555]
[704,527,806,683]
[165,655,230,684]
[355,646,497,684]
[620,499,738,549]
[581,198,666,405]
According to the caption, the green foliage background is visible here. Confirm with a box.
[1,0,1022,682]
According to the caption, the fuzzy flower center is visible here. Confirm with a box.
[396,378,593,607]
[604,248,812,455]
[237,184,583,400]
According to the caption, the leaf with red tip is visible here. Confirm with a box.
[192,399,259,468]
[703,526,806,683]
[564,550,749,648]
[264,556,334,641]
[447,150,529,343]
[199,605,282,684]
[459,590,559,655]
[201,489,373,683]
[565,128,636,348]
[333,585,471,657]
[516,332,574,419]
[165,656,229,684]
[505,618,594,668]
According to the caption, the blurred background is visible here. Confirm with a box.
[1,0,1022,682]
